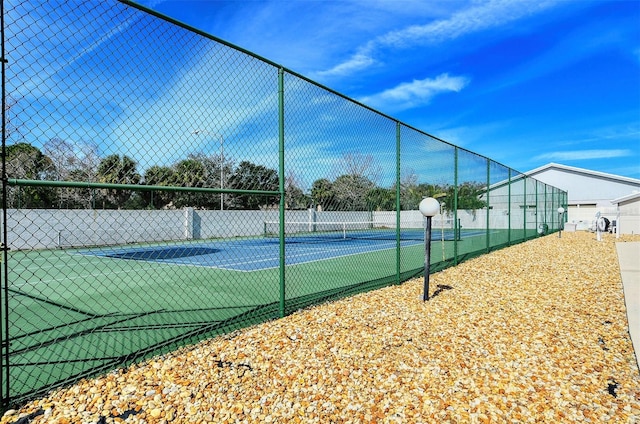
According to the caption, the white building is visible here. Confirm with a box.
[525,163,640,233]
[610,192,640,235]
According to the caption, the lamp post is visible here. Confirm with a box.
[192,130,225,211]
[557,207,565,238]
[419,197,440,301]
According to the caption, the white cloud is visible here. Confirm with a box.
[534,149,633,161]
[359,73,470,111]
[315,44,376,78]
[379,0,557,48]
[317,0,559,77]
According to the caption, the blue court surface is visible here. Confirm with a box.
[77,230,486,272]
[80,236,428,272]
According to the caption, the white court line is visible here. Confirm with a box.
[8,255,117,274]
[222,240,418,272]
[10,258,184,287]
[10,236,428,281]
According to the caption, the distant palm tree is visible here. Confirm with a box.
[96,154,140,208]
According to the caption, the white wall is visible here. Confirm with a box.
[618,198,640,235]
[2,209,384,250]
[5,208,523,250]
[566,204,621,231]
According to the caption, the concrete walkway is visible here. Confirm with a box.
[616,242,640,372]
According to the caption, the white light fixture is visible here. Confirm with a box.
[419,197,440,218]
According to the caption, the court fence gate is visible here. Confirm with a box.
[0,0,567,409]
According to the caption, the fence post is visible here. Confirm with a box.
[0,0,9,407]
[523,175,527,241]
[278,68,286,318]
[507,169,512,245]
[535,181,538,236]
[453,148,458,264]
[395,122,401,285]
[551,187,556,232]
[486,159,490,253]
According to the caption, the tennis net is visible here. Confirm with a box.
[263,219,455,243]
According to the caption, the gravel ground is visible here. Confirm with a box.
[3,231,640,423]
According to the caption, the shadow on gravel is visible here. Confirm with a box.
[431,284,454,298]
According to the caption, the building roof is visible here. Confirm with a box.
[611,191,640,205]
[522,162,640,205]
[525,163,640,185]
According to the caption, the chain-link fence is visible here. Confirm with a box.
[0,0,567,408]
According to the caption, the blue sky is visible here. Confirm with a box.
[5,0,639,188]
[136,0,640,179]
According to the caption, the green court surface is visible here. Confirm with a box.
[5,227,520,400]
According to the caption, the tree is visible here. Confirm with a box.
[332,174,376,211]
[43,138,100,208]
[336,152,382,184]
[4,94,23,141]
[143,165,176,209]
[96,154,140,208]
[227,161,278,210]
[404,183,445,210]
[183,152,234,209]
[397,169,419,210]
[456,182,488,210]
[440,182,487,214]
[327,152,381,211]
[310,178,335,211]
[5,143,56,207]
[285,171,309,210]
[171,158,207,208]
[365,187,395,211]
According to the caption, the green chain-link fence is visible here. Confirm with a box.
[0,0,567,408]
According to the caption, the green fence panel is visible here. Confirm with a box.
[456,149,491,262]
[0,0,566,408]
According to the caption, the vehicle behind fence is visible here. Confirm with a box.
[0,0,567,408]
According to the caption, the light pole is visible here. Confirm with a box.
[419,197,440,301]
[557,207,565,238]
[192,130,224,211]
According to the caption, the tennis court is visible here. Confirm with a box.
[5,220,514,399]
[76,222,481,271]
[8,226,496,391]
